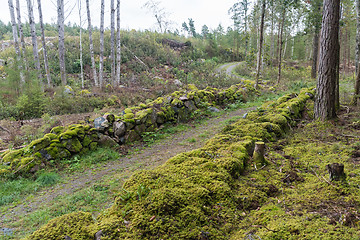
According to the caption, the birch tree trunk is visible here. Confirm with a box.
[15,0,27,71]
[277,8,285,84]
[26,0,42,82]
[78,0,84,88]
[37,0,51,87]
[311,31,320,79]
[116,0,121,85]
[8,0,24,84]
[99,0,105,88]
[86,0,98,86]
[57,0,66,86]
[314,0,340,120]
[110,0,116,84]
[255,0,266,87]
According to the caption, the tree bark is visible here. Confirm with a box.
[86,0,98,86]
[78,0,84,88]
[353,0,360,105]
[116,0,121,85]
[314,0,340,120]
[255,0,266,87]
[253,141,266,167]
[99,0,105,88]
[57,0,66,86]
[8,0,24,84]
[26,0,42,82]
[110,0,116,84]
[277,8,285,84]
[15,0,27,72]
[37,0,51,87]
[311,30,320,79]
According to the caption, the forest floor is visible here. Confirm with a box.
[0,103,256,239]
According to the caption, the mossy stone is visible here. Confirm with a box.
[62,137,83,153]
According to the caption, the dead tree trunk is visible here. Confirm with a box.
[116,0,121,85]
[37,0,51,87]
[8,0,24,84]
[57,0,66,86]
[99,0,105,88]
[86,0,98,86]
[78,0,84,88]
[110,0,116,84]
[15,0,27,72]
[26,0,43,82]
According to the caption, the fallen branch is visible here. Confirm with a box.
[0,125,11,134]
[310,167,334,186]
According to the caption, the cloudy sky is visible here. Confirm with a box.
[1,0,241,33]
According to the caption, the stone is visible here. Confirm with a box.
[179,96,188,101]
[94,117,107,131]
[243,113,248,119]
[135,124,146,135]
[125,130,141,142]
[174,79,182,86]
[64,85,74,95]
[98,134,118,148]
[184,100,197,111]
[208,106,221,113]
[114,121,126,138]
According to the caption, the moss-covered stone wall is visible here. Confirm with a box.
[24,88,315,240]
[0,82,257,176]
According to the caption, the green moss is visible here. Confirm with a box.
[124,108,133,114]
[62,137,83,153]
[25,211,95,240]
[50,126,64,135]
[28,136,52,153]
[187,84,198,91]
[124,113,135,119]
[2,149,23,163]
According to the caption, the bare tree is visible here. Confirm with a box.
[37,0,51,87]
[26,0,42,82]
[116,0,121,85]
[255,0,266,87]
[86,0,98,86]
[314,0,340,120]
[78,0,84,88]
[99,0,105,88]
[8,0,25,84]
[277,7,285,84]
[110,0,116,83]
[143,0,171,32]
[15,0,27,71]
[58,0,66,85]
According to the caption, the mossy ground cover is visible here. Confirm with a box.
[230,107,360,239]
[21,88,316,239]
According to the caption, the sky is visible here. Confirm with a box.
[0,0,240,33]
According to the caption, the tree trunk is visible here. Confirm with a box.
[314,0,340,120]
[253,141,266,167]
[37,0,51,87]
[311,30,320,79]
[15,0,27,72]
[8,0,24,84]
[277,8,285,84]
[356,0,360,74]
[26,0,42,82]
[354,0,360,105]
[110,0,116,84]
[78,0,84,88]
[99,0,105,88]
[86,0,98,86]
[255,0,266,87]
[57,0,66,86]
[116,0,121,85]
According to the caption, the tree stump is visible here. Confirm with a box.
[253,141,267,167]
[326,163,346,181]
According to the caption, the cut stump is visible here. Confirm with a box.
[326,163,346,181]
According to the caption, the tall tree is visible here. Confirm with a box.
[57,0,66,85]
[116,0,121,85]
[8,0,24,84]
[314,0,340,120]
[26,0,42,81]
[188,18,196,37]
[78,0,84,88]
[99,0,105,88]
[110,0,116,84]
[86,0,98,86]
[353,0,360,105]
[143,0,171,32]
[15,0,27,71]
[277,7,286,84]
[37,0,51,87]
[255,0,266,87]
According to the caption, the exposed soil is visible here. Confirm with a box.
[0,106,255,236]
